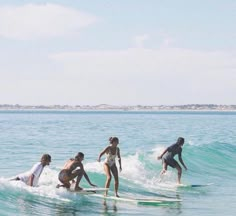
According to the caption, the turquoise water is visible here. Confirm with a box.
[0,110,236,216]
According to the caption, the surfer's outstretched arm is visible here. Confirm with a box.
[178,155,187,170]
[157,148,168,160]
[83,171,97,187]
[28,174,35,187]
[97,146,109,162]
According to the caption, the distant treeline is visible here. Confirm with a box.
[0,104,236,111]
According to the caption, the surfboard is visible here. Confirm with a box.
[178,183,214,188]
[92,194,181,204]
[68,188,108,195]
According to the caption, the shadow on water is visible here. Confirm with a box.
[101,199,183,216]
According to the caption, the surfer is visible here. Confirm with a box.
[157,137,187,184]
[11,154,51,187]
[57,152,96,190]
[97,137,122,197]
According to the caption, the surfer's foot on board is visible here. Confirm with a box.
[104,188,109,197]
[75,186,83,191]
[56,184,65,188]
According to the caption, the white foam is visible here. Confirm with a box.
[1,169,72,202]
[84,161,104,173]
[151,145,166,156]
[121,152,147,182]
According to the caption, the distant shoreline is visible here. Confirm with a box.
[0,104,236,111]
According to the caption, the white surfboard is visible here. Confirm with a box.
[92,194,181,204]
[68,187,108,195]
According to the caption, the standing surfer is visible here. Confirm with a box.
[157,137,187,184]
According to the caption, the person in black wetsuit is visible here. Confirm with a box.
[157,137,187,184]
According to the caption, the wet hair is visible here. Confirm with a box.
[177,137,185,145]
[41,154,51,162]
[75,152,84,160]
[109,137,119,144]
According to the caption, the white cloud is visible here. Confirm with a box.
[47,48,236,105]
[157,31,175,48]
[1,47,235,105]
[0,3,97,40]
[50,48,236,79]
[134,34,149,48]
[161,37,174,47]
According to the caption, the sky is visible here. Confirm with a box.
[0,0,235,106]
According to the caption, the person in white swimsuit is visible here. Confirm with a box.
[97,137,122,197]
[11,154,51,187]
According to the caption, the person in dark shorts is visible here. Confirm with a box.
[57,152,96,190]
[157,137,187,184]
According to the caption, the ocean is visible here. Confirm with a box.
[0,110,235,216]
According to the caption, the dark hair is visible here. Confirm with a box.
[109,137,119,144]
[41,154,51,162]
[76,152,84,158]
[177,137,184,145]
